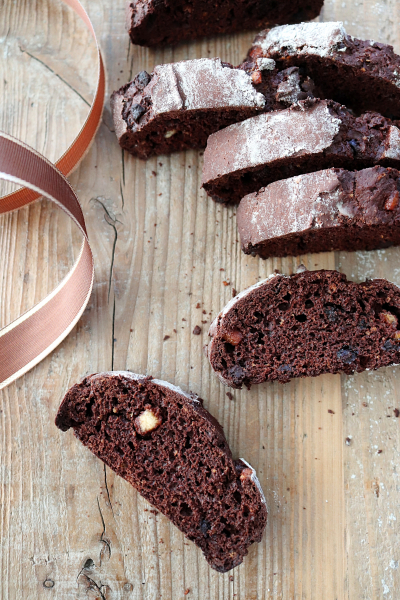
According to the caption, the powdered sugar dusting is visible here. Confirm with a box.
[276,70,303,106]
[152,58,265,115]
[152,64,183,113]
[256,58,276,71]
[240,169,343,243]
[232,102,341,171]
[239,458,268,507]
[257,22,348,58]
[380,125,400,160]
[203,101,341,182]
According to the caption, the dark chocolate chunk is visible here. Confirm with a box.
[130,103,146,122]
[337,348,358,363]
[134,70,151,89]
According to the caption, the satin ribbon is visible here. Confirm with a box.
[0,0,105,388]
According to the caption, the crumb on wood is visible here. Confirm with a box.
[345,437,352,445]
[226,392,234,401]
[328,409,335,414]
[193,325,201,335]
[184,589,190,596]
[223,281,230,286]
[394,408,400,418]
[232,288,237,297]
[163,335,170,341]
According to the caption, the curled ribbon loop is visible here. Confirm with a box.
[0,0,105,388]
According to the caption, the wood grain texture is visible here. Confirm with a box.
[1,0,399,598]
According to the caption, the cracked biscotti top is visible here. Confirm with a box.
[245,21,400,119]
[202,99,400,204]
[126,0,324,47]
[205,270,400,388]
[237,166,400,258]
[56,371,267,572]
[111,59,265,159]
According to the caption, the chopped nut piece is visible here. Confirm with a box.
[224,329,243,346]
[134,406,162,435]
[384,191,399,211]
[381,311,398,327]
[164,130,176,138]
[251,70,262,85]
[395,331,400,341]
[240,468,253,482]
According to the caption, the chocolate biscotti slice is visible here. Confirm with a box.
[237,166,400,258]
[245,22,400,119]
[111,59,265,159]
[126,0,324,47]
[112,59,322,159]
[205,270,400,388]
[202,99,400,204]
[56,372,267,572]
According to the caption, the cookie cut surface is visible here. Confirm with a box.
[126,0,324,47]
[205,270,400,388]
[56,372,267,572]
[237,166,400,258]
[202,99,400,204]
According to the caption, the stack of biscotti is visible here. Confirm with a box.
[199,21,400,257]
[110,58,325,159]
[115,0,327,157]
[112,22,400,253]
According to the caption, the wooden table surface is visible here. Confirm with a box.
[1,0,400,598]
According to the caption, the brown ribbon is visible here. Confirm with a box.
[0,0,105,388]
